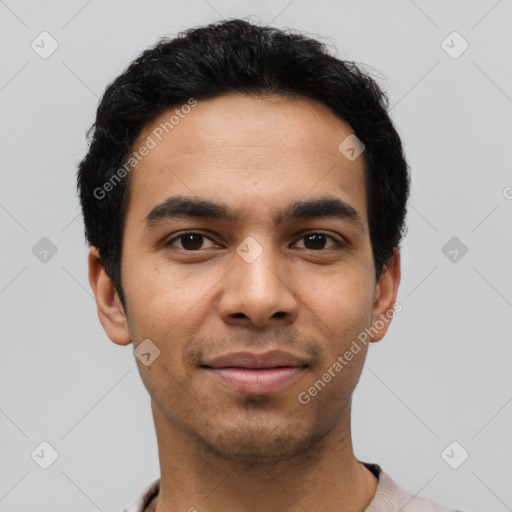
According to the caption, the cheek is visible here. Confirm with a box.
[128,260,200,309]
[123,262,198,344]
[124,262,227,381]
[126,266,199,400]
[302,267,374,338]
[297,273,373,401]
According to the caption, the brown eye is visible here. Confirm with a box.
[294,233,341,250]
[166,232,217,251]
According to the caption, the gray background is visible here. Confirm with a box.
[1,0,511,510]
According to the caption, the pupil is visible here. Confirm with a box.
[305,233,325,250]
[182,234,203,250]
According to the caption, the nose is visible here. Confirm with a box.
[217,241,299,328]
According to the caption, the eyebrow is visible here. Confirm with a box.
[143,195,365,233]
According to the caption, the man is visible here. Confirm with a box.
[77,18,462,512]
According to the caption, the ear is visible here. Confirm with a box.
[369,248,401,343]
[88,247,132,346]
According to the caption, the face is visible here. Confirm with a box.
[89,93,400,463]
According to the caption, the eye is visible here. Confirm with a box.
[165,232,218,251]
[293,232,343,250]
[165,231,344,252]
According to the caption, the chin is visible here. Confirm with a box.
[195,418,328,464]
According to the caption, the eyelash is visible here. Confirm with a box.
[165,231,344,251]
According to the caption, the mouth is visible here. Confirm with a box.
[201,363,308,394]
[201,350,310,394]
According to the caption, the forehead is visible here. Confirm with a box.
[125,93,368,227]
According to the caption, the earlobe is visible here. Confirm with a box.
[88,247,132,346]
[369,249,401,343]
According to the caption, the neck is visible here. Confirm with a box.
[149,399,378,512]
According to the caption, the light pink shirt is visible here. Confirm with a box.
[121,463,464,511]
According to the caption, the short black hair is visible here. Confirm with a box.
[77,18,410,311]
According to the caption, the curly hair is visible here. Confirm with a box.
[76,18,410,311]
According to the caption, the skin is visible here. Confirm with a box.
[88,93,401,511]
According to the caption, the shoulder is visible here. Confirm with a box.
[397,489,463,512]
[363,463,464,512]
[120,478,160,512]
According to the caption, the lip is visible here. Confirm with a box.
[204,366,307,394]
[203,350,308,369]
[202,350,308,394]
